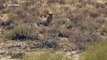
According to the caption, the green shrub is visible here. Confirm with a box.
[22,49,72,60]
[81,41,107,60]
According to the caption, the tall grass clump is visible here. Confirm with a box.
[81,41,107,60]
[4,23,36,40]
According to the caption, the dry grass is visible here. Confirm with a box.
[22,49,72,60]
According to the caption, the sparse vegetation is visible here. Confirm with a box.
[0,0,107,60]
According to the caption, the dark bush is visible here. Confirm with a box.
[37,40,58,49]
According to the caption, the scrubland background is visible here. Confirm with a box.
[0,0,107,60]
